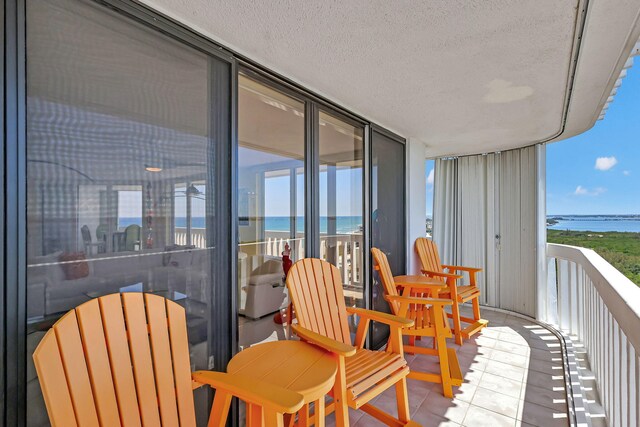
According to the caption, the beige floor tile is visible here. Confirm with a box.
[493,340,531,357]
[417,396,470,425]
[518,400,569,426]
[477,372,523,399]
[520,382,568,412]
[489,349,529,369]
[462,405,516,427]
[470,388,520,419]
[484,359,526,382]
[453,382,478,403]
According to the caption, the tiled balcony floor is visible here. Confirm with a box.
[327,306,571,427]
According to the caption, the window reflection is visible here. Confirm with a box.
[26,0,224,424]
[319,111,364,328]
[237,74,305,349]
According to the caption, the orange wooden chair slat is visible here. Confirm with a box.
[372,247,463,398]
[415,237,488,344]
[33,293,304,427]
[286,258,419,427]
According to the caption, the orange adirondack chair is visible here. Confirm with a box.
[286,258,419,427]
[33,293,303,427]
[415,237,488,345]
[371,248,463,398]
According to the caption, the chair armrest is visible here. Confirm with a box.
[398,282,446,292]
[421,269,463,280]
[192,371,304,414]
[385,295,453,306]
[291,324,356,357]
[346,307,414,328]
[442,265,483,273]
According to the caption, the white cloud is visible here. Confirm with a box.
[595,156,618,171]
[574,185,588,195]
[574,185,606,196]
[427,168,434,185]
[623,170,631,176]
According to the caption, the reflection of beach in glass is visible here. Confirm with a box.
[166,216,364,233]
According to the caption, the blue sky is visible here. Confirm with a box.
[547,64,640,215]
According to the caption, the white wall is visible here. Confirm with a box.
[406,138,427,274]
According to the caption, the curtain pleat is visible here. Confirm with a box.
[432,146,542,316]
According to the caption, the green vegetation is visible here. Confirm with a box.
[548,229,640,285]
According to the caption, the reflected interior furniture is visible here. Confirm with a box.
[371,247,463,398]
[240,255,288,319]
[124,224,141,251]
[228,340,337,427]
[80,225,105,255]
[286,258,418,427]
[415,237,488,345]
[33,293,303,426]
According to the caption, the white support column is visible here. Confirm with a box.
[406,138,427,274]
[535,143,548,320]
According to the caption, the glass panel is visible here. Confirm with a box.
[237,74,305,348]
[426,159,435,237]
[371,131,406,349]
[318,111,364,333]
[25,0,229,424]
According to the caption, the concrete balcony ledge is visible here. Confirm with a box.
[327,305,576,427]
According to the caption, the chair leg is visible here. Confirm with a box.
[451,302,463,345]
[314,397,326,427]
[394,377,410,423]
[263,409,285,427]
[208,390,232,427]
[333,356,350,427]
[472,296,481,321]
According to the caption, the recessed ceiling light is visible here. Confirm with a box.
[145,165,162,172]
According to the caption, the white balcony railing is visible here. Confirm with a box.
[261,230,363,288]
[546,243,640,427]
[174,228,362,288]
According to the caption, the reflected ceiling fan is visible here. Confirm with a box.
[144,156,206,173]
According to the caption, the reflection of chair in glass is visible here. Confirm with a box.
[95,224,108,253]
[80,225,105,255]
[371,247,463,398]
[415,237,488,345]
[124,224,141,251]
[240,255,287,319]
[32,293,303,426]
[286,258,417,427]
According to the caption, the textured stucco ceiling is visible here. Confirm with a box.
[140,0,640,157]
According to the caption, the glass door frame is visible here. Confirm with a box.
[368,124,407,350]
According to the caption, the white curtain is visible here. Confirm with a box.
[432,145,545,317]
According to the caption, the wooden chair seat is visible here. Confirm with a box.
[372,248,461,398]
[287,258,416,426]
[415,237,488,345]
[345,349,409,403]
[439,285,481,302]
[33,293,303,427]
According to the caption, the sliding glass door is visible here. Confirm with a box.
[318,111,365,332]
[25,0,232,424]
[370,128,406,349]
[237,73,305,348]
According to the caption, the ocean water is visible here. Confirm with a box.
[165,216,362,234]
[548,216,640,232]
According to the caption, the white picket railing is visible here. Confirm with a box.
[546,243,640,427]
[261,230,363,288]
[174,228,363,288]
[174,227,206,248]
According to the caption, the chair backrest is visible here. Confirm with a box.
[415,237,444,279]
[33,293,196,427]
[124,224,141,251]
[95,224,108,242]
[80,225,92,245]
[370,248,400,315]
[286,258,352,345]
